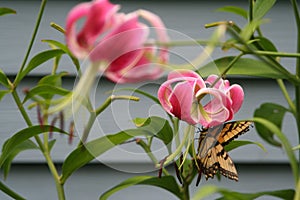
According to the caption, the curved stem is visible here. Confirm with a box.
[44,152,65,200]
[136,139,170,176]
[181,182,190,200]
[13,0,47,86]
[276,79,296,115]
[291,0,300,171]
[11,90,65,199]
[172,118,180,148]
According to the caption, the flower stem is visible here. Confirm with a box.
[276,79,296,115]
[136,139,170,176]
[43,152,66,200]
[172,118,180,148]
[291,0,300,176]
[80,95,139,145]
[252,50,300,58]
[13,0,47,87]
[11,90,65,200]
[181,182,190,200]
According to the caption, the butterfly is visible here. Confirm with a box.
[195,121,253,186]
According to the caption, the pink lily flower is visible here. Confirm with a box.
[158,70,244,127]
[65,0,169,83]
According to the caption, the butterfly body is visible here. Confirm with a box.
[195,121,252,185]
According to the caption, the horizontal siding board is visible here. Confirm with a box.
[0,163,294,200]
[0,1,297,163]
[0,0,296,75]
[0,77,296,163]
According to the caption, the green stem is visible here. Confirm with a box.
[181,182,190,200]
[136,139,170,176]
[208,53,244,88]
[144,40,222,48]
[11,90,65,200]
[79,95,139,145]
[291,0,300,175]
[249,0,254,22]
[95,95,139,116]
[253,50,300,58]
[44,152,65,200]
[295,178,300,200]
[80,111,96,145]
[13,0,47,86]
[276,79,296,115]
[227,26,300,85]
[9,0,66,198]
[172,118,180,148]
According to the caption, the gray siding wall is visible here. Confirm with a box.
[0,0,296,199]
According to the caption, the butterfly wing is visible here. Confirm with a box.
[217,121,253,146]
[197,124,223,158]
[196,121,252,185]
[197,143,238,181]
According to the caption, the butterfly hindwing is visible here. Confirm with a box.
[196,121,252,185]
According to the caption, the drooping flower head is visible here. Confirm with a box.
[66,0,169,83]
[158,70,244,127]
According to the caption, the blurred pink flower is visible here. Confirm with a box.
[157,70,244,127]
[66,0,168,83]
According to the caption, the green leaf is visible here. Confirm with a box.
[224,140,266,152]
[0,181,25,200]
[0,125,66,167]
[192,185,294,200]
[36,73,67,100]
[38,72,65,86]
[23,85,70,103]
[240,19,267,41]
[133,116,173,146]
[48,139,57,152]
[16,49,65,83]
[61,128,154,184]
[0,8,16,16]
[198,56,288,79]
[192,185,219,200]
[216,6,248,19]
[0,69,9,88]
[217,188,295,200]
[254,103,288,146]
[255,37,278,52]
[42,39,80,72]
[115,88,160,105]
[0,90,11,101]
[1,140,38,179]
[100,176,182,200]
[253,0,276,20]
[253,117,298,184]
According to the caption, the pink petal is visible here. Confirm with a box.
[158,82,173,115]
[105,48,163,83]
[169,81,198,124]
[168,70,202,81]
[89,14,149,62]
[138,10,169,62]
[65,2,92,58]
[196,88,231,127]
[65,0,119,59]
[227,84,244,113]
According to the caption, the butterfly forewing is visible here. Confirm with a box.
[196,121,252,184]
[197,124,223,158]
[218,121,252,146]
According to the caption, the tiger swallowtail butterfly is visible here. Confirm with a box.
[195,121,253,186]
